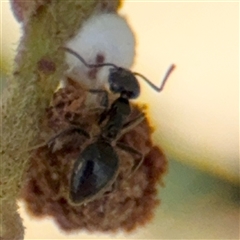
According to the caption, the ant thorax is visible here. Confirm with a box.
[100,97,131,140]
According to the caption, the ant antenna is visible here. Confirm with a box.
[133,64,176,92]
[62,47,118,69]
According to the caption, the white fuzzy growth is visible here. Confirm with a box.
[65,13,136,88]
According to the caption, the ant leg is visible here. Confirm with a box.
[116,142,143,177]
[23,126,90,153]
[104,181,119,196]
[115,113,145,141]
[47,125,90,149]
[88,89,109,109]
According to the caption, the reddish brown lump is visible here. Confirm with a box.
[21,79,168,232]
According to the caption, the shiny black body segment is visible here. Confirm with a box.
[70,140,119,204]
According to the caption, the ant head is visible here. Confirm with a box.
[108,67,140,99]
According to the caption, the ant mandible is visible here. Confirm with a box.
[49,47,175,205]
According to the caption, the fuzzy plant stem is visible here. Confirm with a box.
[0,1,120,239]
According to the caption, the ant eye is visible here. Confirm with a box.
[109,68,115,73]
[112,83,118,89]
[110,83,121,94]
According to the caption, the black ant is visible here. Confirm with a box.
[49,47,175,205]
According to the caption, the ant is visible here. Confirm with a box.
[49,47,175,205]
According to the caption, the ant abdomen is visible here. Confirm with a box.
[70,140,119,204]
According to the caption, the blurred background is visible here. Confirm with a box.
[1,1,239,239]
